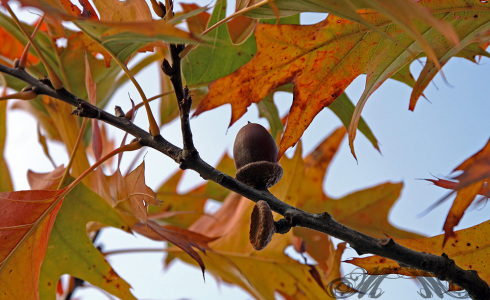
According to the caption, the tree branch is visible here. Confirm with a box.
[162,44,196,164]
[1,60,488,299]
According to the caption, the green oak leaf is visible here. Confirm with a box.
[39,183,136,300]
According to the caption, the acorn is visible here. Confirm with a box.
[233,123,283,189]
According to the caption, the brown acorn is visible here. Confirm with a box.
[233,123,283,188]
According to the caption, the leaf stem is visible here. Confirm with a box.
[6,5,63,89]
[62,141,143,196]
[179,0,272,58]
[18,14,44,69]
[57,118,88,190]
[76,27,160,136]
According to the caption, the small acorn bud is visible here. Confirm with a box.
[249,200,275,250]
[233,123,283,188]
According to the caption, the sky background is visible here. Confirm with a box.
[2,1,490,299]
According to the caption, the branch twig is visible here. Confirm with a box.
[162,44,197,166]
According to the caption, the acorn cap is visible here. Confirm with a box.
[235,161,283,189]
[249,200,275,251]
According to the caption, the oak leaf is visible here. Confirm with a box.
[177,249,334,300]
[152,169,207,228]
[182,0,257,86]
[195,1,489,159]
[182,3,379,149]
[38,182,135,299]
[0,189,64,299]
[181,191,344,299]
[104,162,162,223]
[133,220,218,275]
[346,219,490,288]
[279,127,421,239]
[427,139,490,242]
[149,153,236,227]
[14,0,198,67]
[0,26,39,65]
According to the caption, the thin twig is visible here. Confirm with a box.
[163,43,197,165]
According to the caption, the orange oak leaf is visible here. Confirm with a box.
[454,139,490,189]
[92,0,150,22]
[0,189,65,299]
[280,127,421,240]
[149,153,236,227]
[182,190,346,299]
[189,192,255,252]
[27,165,65,190]
[442,182,485,242]
[13,0,98,20]
[195,1,488,159]
[181,3,210,34]
[152,169,207,228]
[346,219,490,288]
[426,139,490,243]
[96,160,160,225]
[0,27,39,65]
[121,162,162,220]
[428,178,489,198]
